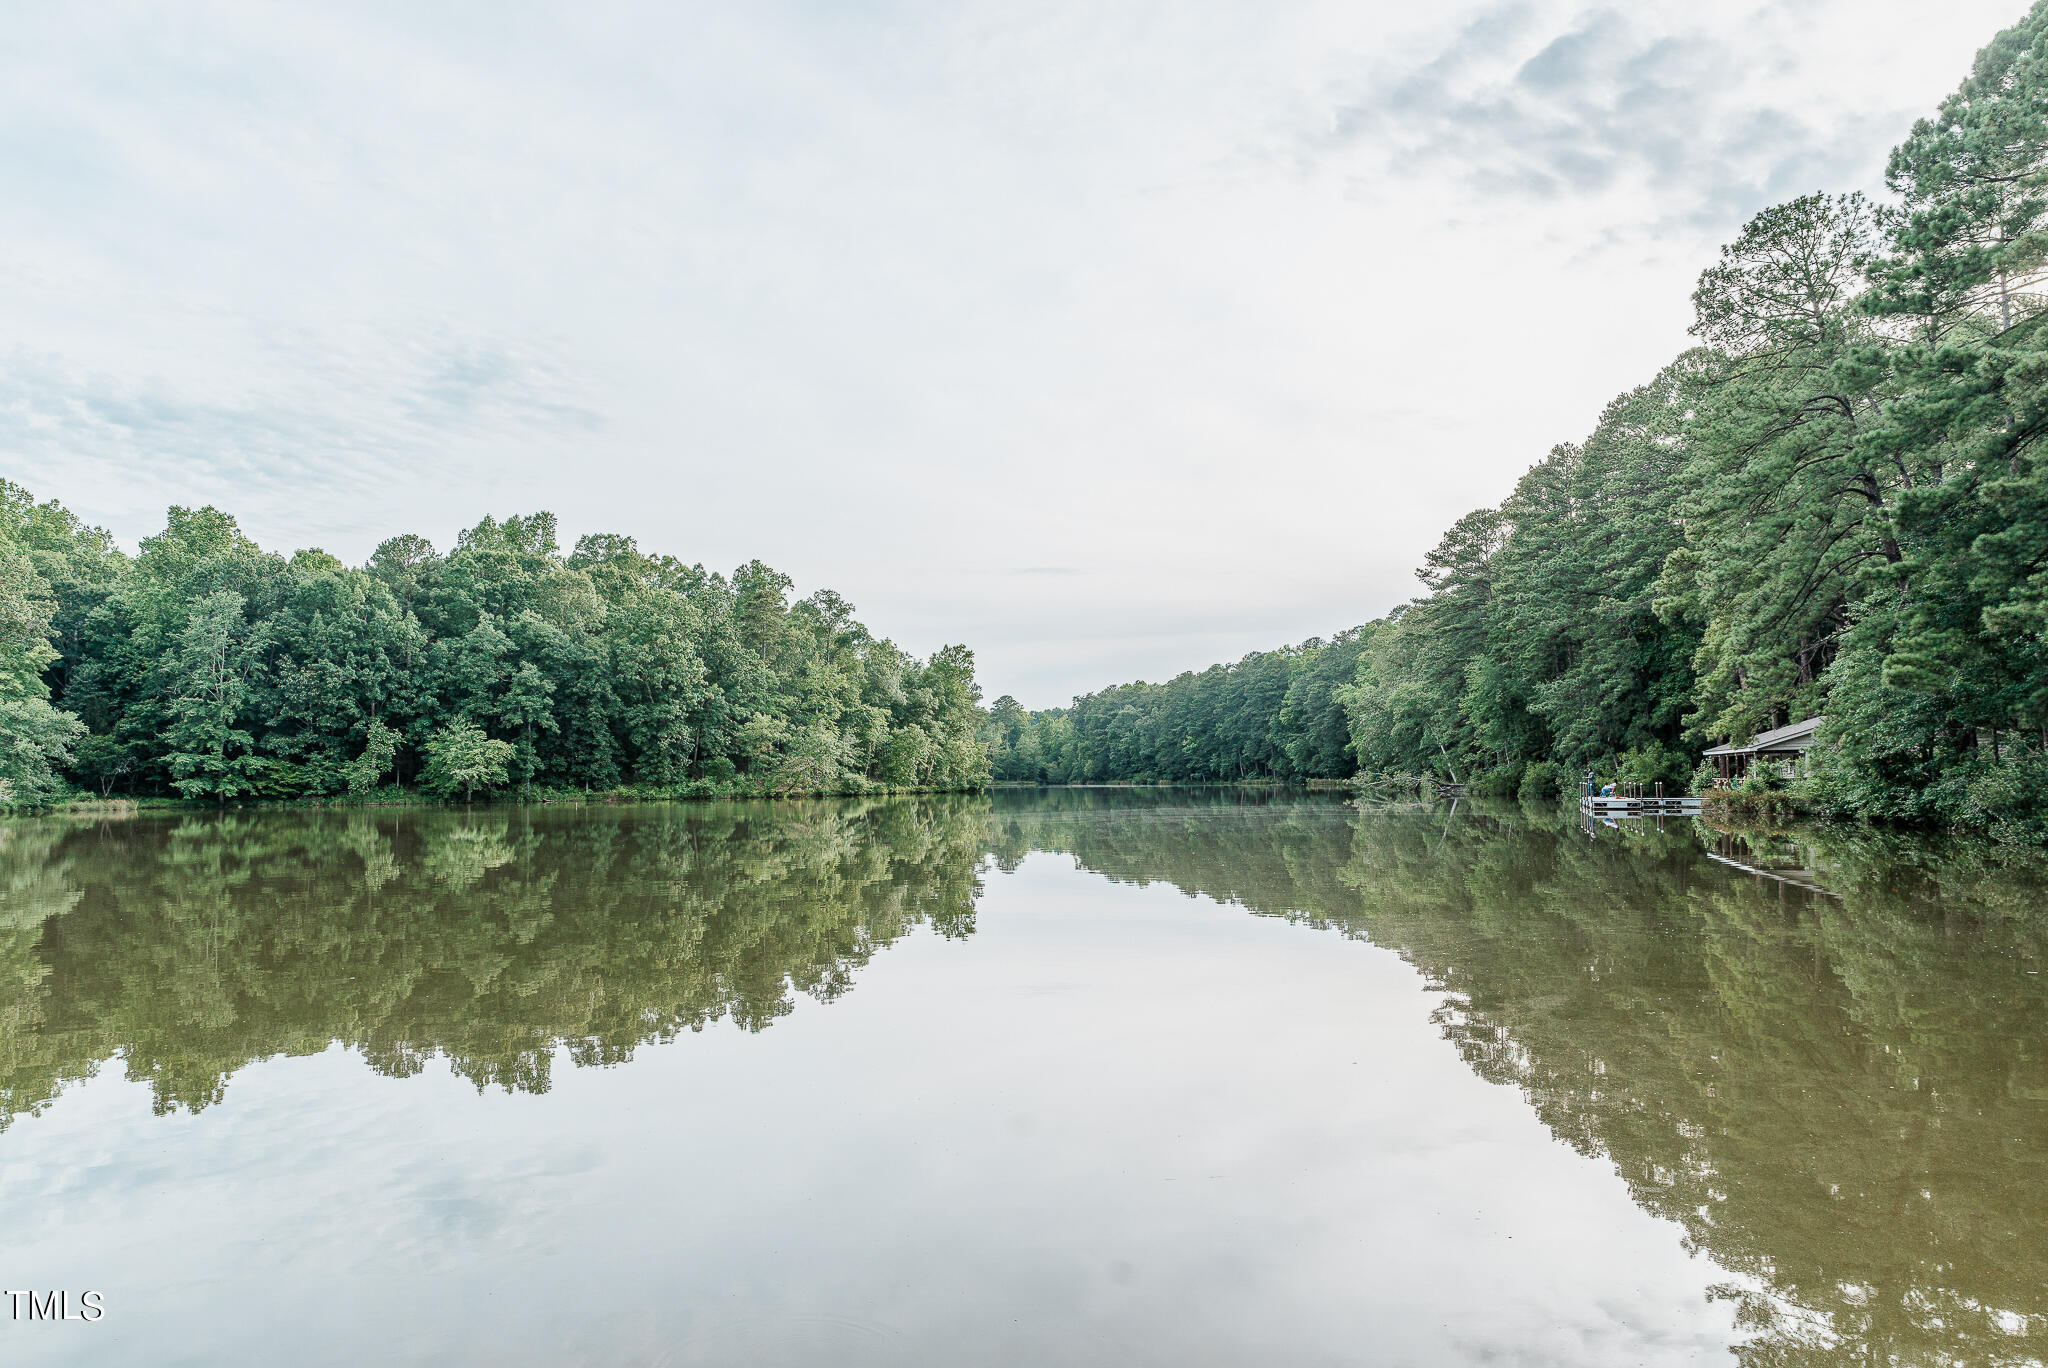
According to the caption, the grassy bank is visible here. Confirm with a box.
[1699,789,1815,824]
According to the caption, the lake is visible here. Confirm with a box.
[2,789,2044,1365]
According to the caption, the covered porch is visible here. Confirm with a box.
[1703,716,1823,787]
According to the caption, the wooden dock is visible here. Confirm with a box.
[1580,795,1701,816]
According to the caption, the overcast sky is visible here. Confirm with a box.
[0,1,2026,707]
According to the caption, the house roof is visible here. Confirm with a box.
[1702,716,1824,758]
[1752,715,1824,750]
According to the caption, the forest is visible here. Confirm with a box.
[0,491,989,804]
[982,627,1367,785]
[991,4,2048,840]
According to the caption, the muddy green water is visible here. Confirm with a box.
[2,790,2044,1365]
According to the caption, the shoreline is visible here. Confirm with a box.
[40,782,993,817]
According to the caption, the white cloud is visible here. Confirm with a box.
[1299,2,1930,232]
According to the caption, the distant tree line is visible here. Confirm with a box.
[993,6,2048,838]
[0,491,988,804]
[982,628,1366,784]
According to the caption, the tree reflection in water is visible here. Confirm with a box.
[1,799,988,1121]
[3,790,2045,1365]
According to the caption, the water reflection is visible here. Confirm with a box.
[1006,792,2048,1366]
[2,798,987,1126]
[4,790,2046,1365]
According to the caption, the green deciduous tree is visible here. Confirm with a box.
[163,591,260,804]
[0,699,85,806]
[346,719,399,797]
[420,719,513,802]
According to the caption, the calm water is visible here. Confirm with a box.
[3,790,2045,1366]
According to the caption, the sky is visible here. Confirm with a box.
[0,0,2030,707]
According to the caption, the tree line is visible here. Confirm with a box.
[0,490,989,804]
[992,5,2048,838]
[982,628,1366,785]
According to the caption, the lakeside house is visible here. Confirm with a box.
[1702,717,1823,787]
